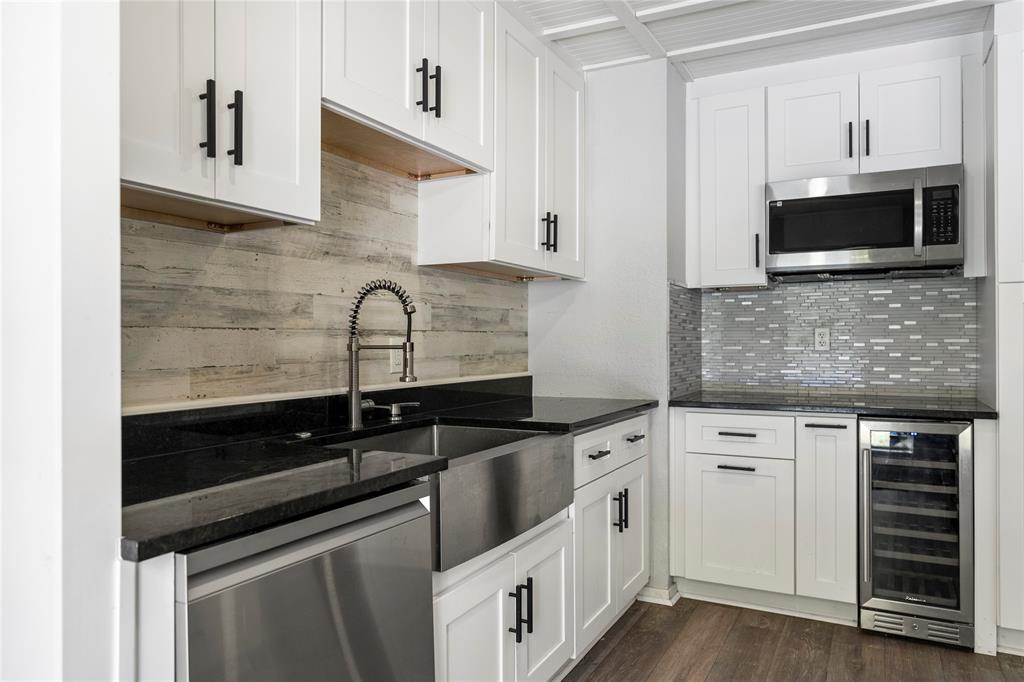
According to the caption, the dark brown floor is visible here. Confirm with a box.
[565,600,1024,682]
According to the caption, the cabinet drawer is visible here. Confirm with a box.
[574,414,650,489]
[685,412,794,460]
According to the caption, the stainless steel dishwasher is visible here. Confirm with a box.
[174,483,433,681]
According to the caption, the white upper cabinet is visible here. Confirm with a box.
[121,0,215,198]
[214,0,321,220]
[423,0,494,170]
[767,74,859,181]
[859,57,962,173]
[493,6,547,272]
[121,0,321,222]
[544,54,585,279]
[322,0,426,140]
[698,87,767,288]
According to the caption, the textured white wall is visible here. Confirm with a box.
[529,59,673,591]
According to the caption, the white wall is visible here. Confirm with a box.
[529,59,674,592]
[0,1,121,678]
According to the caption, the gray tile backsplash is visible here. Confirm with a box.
[669,277,978,398]
[669,283,702,396]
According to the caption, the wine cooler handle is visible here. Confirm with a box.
[861,448,871,583]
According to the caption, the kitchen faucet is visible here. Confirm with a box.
[347,279,417,429]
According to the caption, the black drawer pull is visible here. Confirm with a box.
[226,89,243,165]
[622,487,629,529]
[804,423,848,430]
[718,431,757,438]
[865,119,870,156]
[429,64,441,118]
[717,464,756,472]
[541,212,553,250]
[524,576,534,634]
[415,58,430,112]
[588,449,612,461]
[847,121,853,159]
[198,78,216,157]
[626,434,646,443]
[612,491,625,532]
[551,213,559,253]
[508,584,524,643]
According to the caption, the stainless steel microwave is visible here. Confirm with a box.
[765,165,963,275]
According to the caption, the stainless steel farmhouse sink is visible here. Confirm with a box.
[335,425,573,571]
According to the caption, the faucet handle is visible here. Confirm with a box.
[368,401,421,421]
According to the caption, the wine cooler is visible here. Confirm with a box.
[859,420,974,647]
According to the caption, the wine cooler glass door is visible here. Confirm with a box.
[859,420,973,623]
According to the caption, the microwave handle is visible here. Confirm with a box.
[913,178,924,257]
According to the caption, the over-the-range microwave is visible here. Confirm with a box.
[765,165,963,276]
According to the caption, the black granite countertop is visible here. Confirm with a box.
[122,378,656,562]
[668,390,996,420]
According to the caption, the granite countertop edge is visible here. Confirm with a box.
[667,393,997,420]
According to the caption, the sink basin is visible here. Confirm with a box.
[332,424,540,460]
[329,424,573,571]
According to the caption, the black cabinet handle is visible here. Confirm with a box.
[754,233,760,268]
[429,65,441,118]
[612,491,625,532]
[865,119,870,156]
[622,487,630,530]
[718,431,756,438]
[804,423,848,430]
[541,212,552,250]
[415,58,430,112]
[718,464,756,472]
[626,434,646,443]
[226,89,243,166]
[588,449,612,461]
[198,79,216,158]
[848,121,853,159]
[508,585,524,643]
[551,214,559,253]
[524,577,534,634]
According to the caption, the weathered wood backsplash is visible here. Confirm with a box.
[121,152,527,410]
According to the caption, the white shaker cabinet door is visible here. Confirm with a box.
[859,57,962,173]
[434,554,517,682]
[614,456,649,607]
[795,417,858,604]
[121,0,215,198]
[767,74,859,181]
[996,33,1024,283]
[423,0,494,170]
[214,0,321,221]
[322,0,426,140]
[544,52,586,279]
[573,474,617,656]
[684,452,795,594]
[698,88,767,288]
[512,520,574,682]
[492,6,547,272]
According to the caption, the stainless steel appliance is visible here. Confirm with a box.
[766,164,963,275]
[176,483,434,681]
[859,420,974,647]
[339,425,573,571]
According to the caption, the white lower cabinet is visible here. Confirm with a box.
[795,417,858,603]
[683,452,795,594]
[574,454,650,657]
[434,519,574,681]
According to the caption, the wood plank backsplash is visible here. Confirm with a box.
[121,152,527,410]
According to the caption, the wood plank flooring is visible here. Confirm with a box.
[565,601,1024,682]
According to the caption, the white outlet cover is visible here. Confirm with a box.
[389,337,403,373]
[814,328,830,351]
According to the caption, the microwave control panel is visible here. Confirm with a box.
[924,186,959,246]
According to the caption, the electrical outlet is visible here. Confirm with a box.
[389,337,403,374]
[814,328,830,352]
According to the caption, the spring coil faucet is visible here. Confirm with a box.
[347,279,417,429]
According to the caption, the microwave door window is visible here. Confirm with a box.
[769,190,915,254]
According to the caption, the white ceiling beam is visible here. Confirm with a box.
[665,0,976,61]
[635,0,750,24]
[543,15,621,40]
[604,1,667,58]
[581,54,656,72]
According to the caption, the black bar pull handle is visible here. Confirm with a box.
[612,491,625,532]
[415,58,430,112]
[551,213,559,253]
[541,212,552,250]
[804,423,848,430]
[718,464,756,472]
[718,431,757,438]
[508,585,524,643]
[226,89,243,166]
[865,119,870,156]
[588,449,612,461]
[199,79,216,157]
[622,487,630,530]
[524,577,534,634]
[429,65,441,118]
[754,233,760,268]
[626,434,646,443]
[848,121,853,159]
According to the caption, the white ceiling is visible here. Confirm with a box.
[501,0,996,79]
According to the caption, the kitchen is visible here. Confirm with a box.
[3,0,1024,680]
